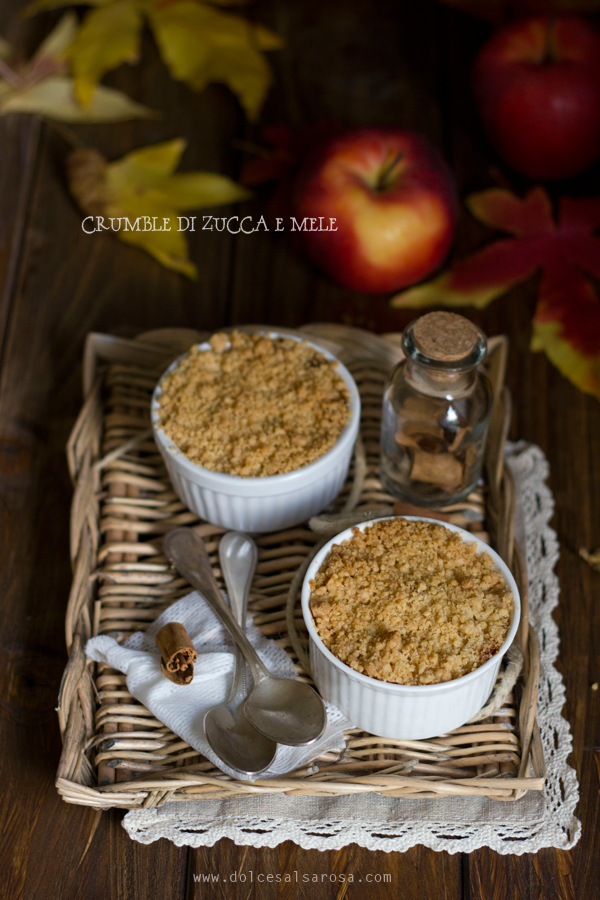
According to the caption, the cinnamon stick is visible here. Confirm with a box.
[410,449,463,490]
[156,622,197,685]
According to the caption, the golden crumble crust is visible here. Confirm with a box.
[157,331,351,477]
[309,518,513,685]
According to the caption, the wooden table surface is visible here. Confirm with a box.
[1,0,599,896]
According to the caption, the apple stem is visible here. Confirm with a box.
[377,151,405,191]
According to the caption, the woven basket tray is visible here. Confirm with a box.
[56,324,545,810]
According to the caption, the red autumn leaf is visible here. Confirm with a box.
[391,185,600,399]
[239,121,340,187]
[239,120,340,225]
[239,124,297,186]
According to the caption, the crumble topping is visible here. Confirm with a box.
[309,518,513,685]
[157,331,351,477]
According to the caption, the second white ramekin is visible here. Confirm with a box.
[151,331,361,533]
[301,516,521,740]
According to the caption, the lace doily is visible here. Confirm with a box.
[122,443,581,853]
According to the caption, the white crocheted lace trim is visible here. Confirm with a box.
[123,443,581,853]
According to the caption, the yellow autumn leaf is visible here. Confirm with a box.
[0,76,155,121]
[0,13,155,121]
[390,272,504,310]
[68,138,251,278]
[30,5,78,61]
[531,320,600,399]
[29,0,282,117]
[66,0,142,107]
[149,0,278,119]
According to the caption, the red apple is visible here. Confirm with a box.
[474,15,600,180]
[290,129,457,293]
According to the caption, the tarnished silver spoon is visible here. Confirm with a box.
[204,532,277,775]
[163,528,327,747]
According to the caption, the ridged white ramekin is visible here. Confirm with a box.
[301,516,521,740]
[151,331,361,533]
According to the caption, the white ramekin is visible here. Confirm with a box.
[301,516,521,740]
[151,331,361,533]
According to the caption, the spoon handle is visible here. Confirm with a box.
[219,532,257,703]
[163,528,269,682]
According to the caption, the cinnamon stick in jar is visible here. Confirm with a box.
[156,622,197,685]
[379,312,492,506]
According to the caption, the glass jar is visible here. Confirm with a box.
[380,312,492,506]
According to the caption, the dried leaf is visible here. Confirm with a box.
[29,0,282,117]
[0,13,155,121]
[68,138,251,277]
[392,186,600,400]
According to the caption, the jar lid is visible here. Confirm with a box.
[402,313,487,371]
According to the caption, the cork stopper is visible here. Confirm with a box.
[412,312,479,362]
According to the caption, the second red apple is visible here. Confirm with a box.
[474,15,600,180]
[291,129,457,293]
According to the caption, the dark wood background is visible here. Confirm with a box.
[0,1,598,897]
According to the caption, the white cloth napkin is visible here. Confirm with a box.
[85,592,351,781]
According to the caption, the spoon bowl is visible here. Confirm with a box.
[203,531,277,775]
[244,675,328,747]
[163,528,327,749]
[204,701,277,775]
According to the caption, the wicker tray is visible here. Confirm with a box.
[56,324,545,810]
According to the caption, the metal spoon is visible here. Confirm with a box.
[163,527,327,747]
[203,532,277,774]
